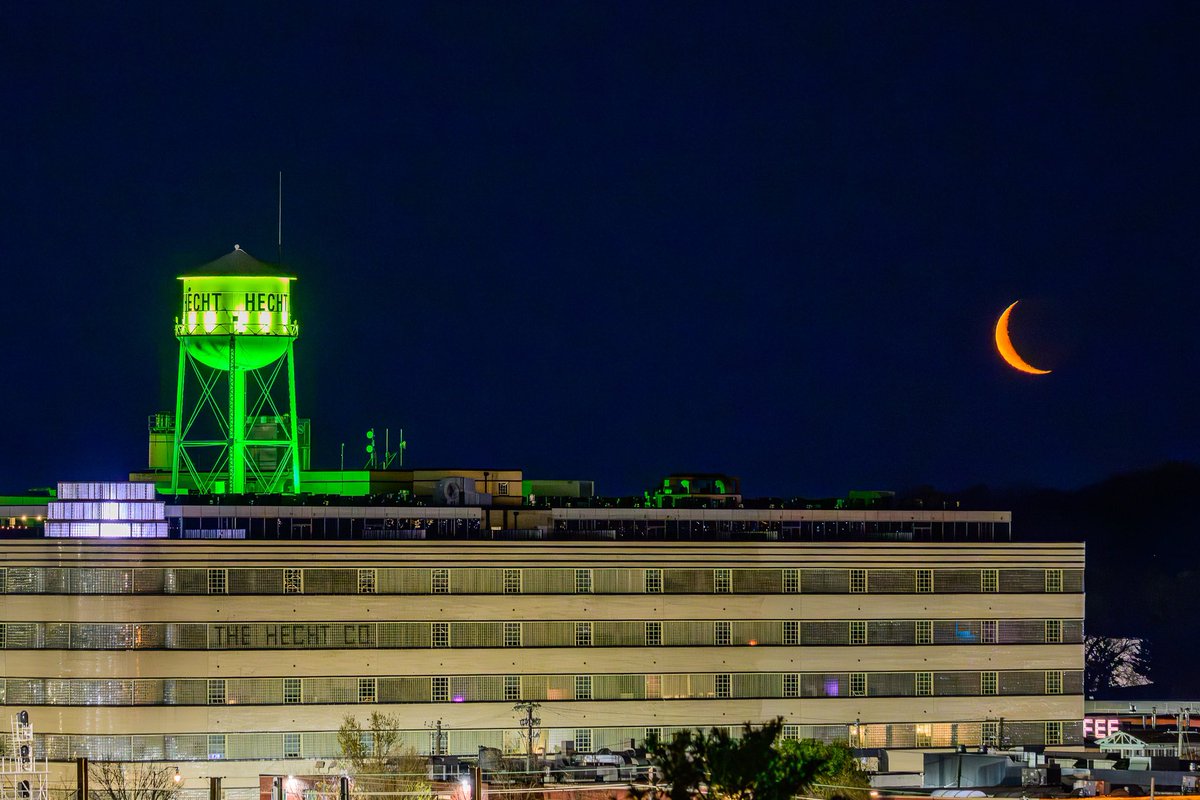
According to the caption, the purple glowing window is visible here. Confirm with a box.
[824,678,840,697]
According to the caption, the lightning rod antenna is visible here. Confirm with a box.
[277,171,283,265]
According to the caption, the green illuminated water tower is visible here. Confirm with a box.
[170,245,301,494]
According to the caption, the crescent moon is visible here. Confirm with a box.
[995,300,1051,375]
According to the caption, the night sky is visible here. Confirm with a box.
[2,3,1198,498]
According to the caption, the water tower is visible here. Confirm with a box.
[170,245,301,494]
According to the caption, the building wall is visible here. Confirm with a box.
[0,537,1083,788]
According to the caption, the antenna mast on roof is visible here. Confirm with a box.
[277,170,283,265]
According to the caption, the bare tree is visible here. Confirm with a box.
[1085,636,1152,695]
[90,762,181,800]
[337,713,431,800]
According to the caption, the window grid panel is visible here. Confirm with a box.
[357,569,377,595]
[715,674,731,698]
[849,569,867,594]
[575,675,592,700]
[432,569,450,594]
[981,671,998,695]
[432,623,450,648]
[644,569,663,593]
[982,620,998,643]
[432,677,448,702]
[784,620,799,646]
[782,568,799,594]
[1046,671,1063,694]
[283,678,302,704]
[1045,721,1064,745]
[1045,569,1063,593]
[207,679,226,705]
[503,569,521,594]
[1045,619,1063,643]
[982,721,999,746]
[358,678,377,703]
[575,569,593,594]
[575,622,592,647]
[645,621,662,647]
[850,673,867,697]
[283,732,301,759]
[783,673,799,698]
[916,672,933,696]
[916,620,933,644]
[714,569,732,594]
[715,621,732,646]
[850,621,867,645]
[503,622,521,648]
[207,569,227,595]
[504,676,520,701]
[283,569,303,594]
[916,569,933,593]
[981,569,998,593]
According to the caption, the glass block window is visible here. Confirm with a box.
[850,673,866,697]
[358,678,377,703]
[575,675,592,700]
[981,671,998,696]
[783,620,799,645]
[284,568,302,594]
[575,622,592,647]
[981,620,998,643]
[432,569,450,594]
[432,622,450,648]
[850,620,867,645]
[207,679,226,705]
[283,732,301,759]
[432,677,449,702]
[504,675,520,701]
[357,569,377,594]
[981,569,999,593]
[783,673,799,698]
[645,621,662,647]
[503,569,521,594]
[207,569,227,595]
[715,674,731,698]
[916,672,933,696]
[574,729,592,753]
[644,569,663,593]
[783,568,799,594]
[1045,721,1064,745]
[1046,671,1063,694]
[982,721,1000,746]
[208,734,226,760]
[714,569,732,593]
[283,678,302,704]
[503,622,521,647]
[575,569,593,594]
[849,569,867,593]
[1045,569,1063,593]
[916,620,933,644]
[715,621,732,646]
[1045,619,1063,643]
[916,569,933,593]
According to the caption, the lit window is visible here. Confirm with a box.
[916,569,933,593]
[916,620,933,644]
[783,568,799,594]
[284,568,303,594]
[1045,721,1064,746]
[783,673,799,698]
[1046,671,1063,695]
[849,569,867,593]
[574,729,592,753]
[982,620,998,643]
[981,569,999,593]
[575,569,593,594]
[645,621,662,647]
[1045,619,1063,643]
[432,677,449,702]
[358,678,377,703]
[850,620,867,645]
[504,622,521,647]
[784,620,799,645]
[916,672,933,696]
[646,675,662,699]
[982,721,1000,746]
[503,569,521,594]
[432,568,449,594]
[575,675,592,700]
[782,724,800,741]
[715,621,731,646]
[715,674,731,698]
[644,569,663,593]
[283,678,302,704]
[208,569,227,595]
[504,676,520,701]
[714,569,732,593]
[208,734,226,760]
[207,679,226,705]
[497,481,509,496]
[283,732,301,759]
[915,723,932,748]
[358,569,377,594]
[1045,569,1063,593]
[981,671,998,696]
[850,673,867,697]
[432,622,450,648]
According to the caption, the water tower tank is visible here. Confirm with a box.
[176,245,297,370]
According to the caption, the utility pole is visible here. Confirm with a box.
[425,719,445,756]
[513,701,542,774]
